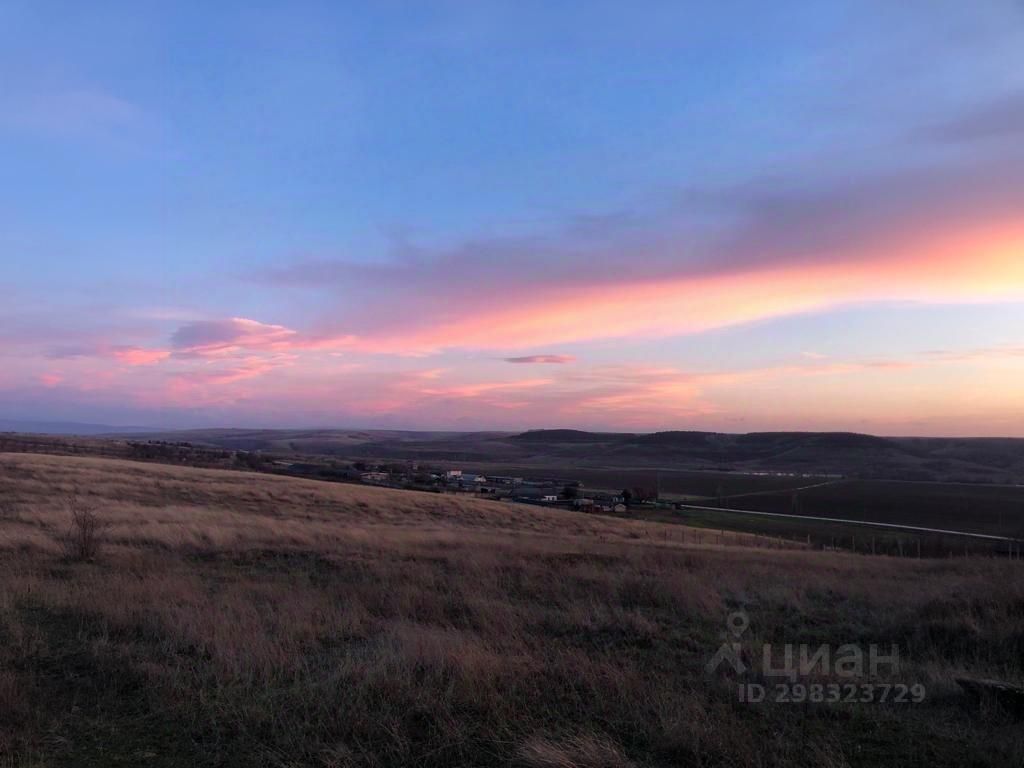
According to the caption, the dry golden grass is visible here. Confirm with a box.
[0,453,1022,767]
[0,453,793,555]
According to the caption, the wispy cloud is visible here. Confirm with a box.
[170,354,297,386]
[504,354,575,364]
[171,318,299,358]
[2,86,149,143]
[262,148,1024,355]
[6,341,1023,434]
[110,346,170,366]
[927,90,1024,143]
[45,344,169,366]
[922,346,1024,363]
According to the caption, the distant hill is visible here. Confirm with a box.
[114,426,1024,483]
[0,419,154,435]
[512,429,635,443]
[509,429,1024,481]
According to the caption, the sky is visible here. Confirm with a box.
[2,1,1024,435]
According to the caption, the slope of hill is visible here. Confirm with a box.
[0,452,687,551]
[1,453,1022,766]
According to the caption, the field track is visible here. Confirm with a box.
[677,502,1023,542]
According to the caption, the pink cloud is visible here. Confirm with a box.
[170,354,298,387]
[418,378,554,399]
[111,346,171,366]
[255,154,1024,357]
[9,344,1023,435]
[303,219,1024,355]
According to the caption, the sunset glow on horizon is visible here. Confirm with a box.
[3,3,1024,435]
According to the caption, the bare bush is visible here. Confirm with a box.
[0,498,14,520]
[60,494,107,561]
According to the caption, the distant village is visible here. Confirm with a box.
[0,434,663,512]
[304,461,640,513]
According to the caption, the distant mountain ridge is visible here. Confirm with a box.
[512,429,635,443]
[0,419,155,435]
[108,426,1024,483]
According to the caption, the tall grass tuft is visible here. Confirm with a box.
[60,493,106,561]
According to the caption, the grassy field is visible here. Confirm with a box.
[712,479,1024,538]
[434,462,1024,539]
[623,505,1012,559]
[1,453,1022,767]
[450,462,1024,548]
[443,463,821,496]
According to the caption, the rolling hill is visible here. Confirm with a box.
[118,427,1024,482]
[1,452,1021,766]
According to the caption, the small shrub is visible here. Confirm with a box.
[0,498,14,520]
[61,494,107,561]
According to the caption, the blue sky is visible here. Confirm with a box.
[2,2,1024,433]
